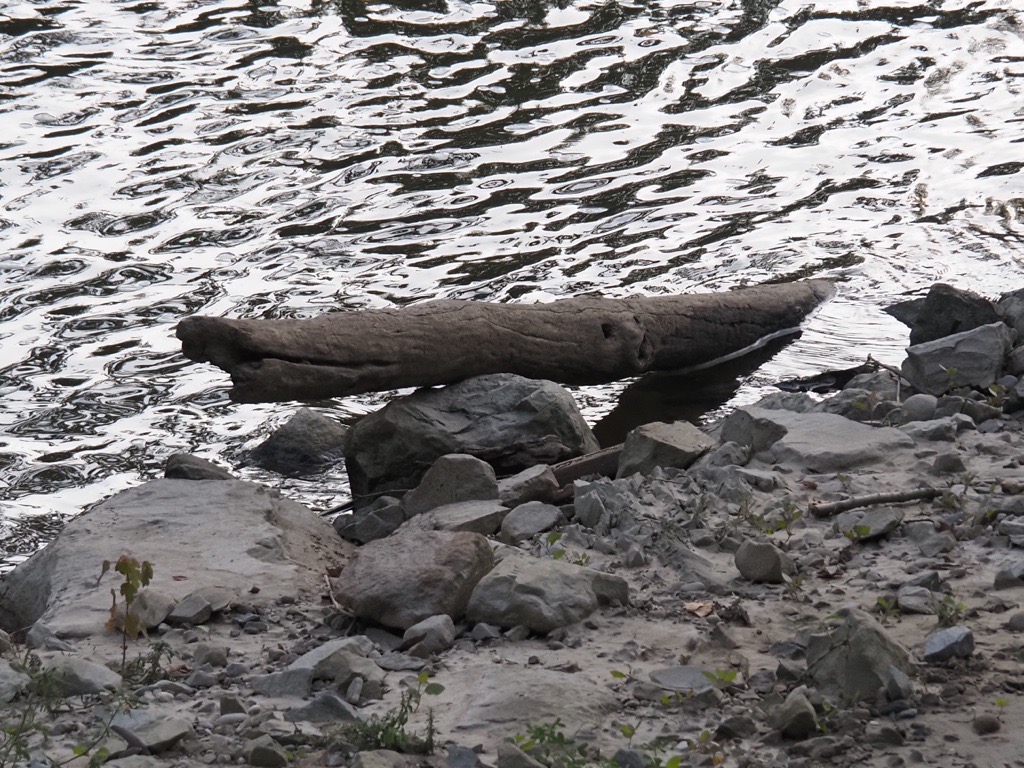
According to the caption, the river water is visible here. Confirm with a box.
[1,0,1022,564]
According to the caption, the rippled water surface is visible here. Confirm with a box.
[1,0,1022,563]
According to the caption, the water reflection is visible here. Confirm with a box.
[0,0,1022,564]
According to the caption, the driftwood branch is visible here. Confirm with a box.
[176,280,833,403]
[808,487,943,518]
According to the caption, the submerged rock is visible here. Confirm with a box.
[250,408,349,475]
[886,283,1000,345]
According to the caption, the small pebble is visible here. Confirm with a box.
[972,714,1001,735]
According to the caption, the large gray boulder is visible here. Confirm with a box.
[805,607,913,701]
[466,553,628,633]
[616,421,716,479]
[720,407,915,473]
[886,283,1000,345]
[333,528,494,630]
[344,375,599,508]
[902,322,1013,396]
[0,479,355,639]
[249,408,349,475]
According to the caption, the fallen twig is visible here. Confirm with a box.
[808,487,943,518]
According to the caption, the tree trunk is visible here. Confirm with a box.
[176,280,833,403]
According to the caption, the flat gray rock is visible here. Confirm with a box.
[616,421,716,479]
[648,665,717,692]
[833,507,904,542]
[451,665,618,732]
[500,501,563,543]
[498,465,560,507]
[409,500,510,536]
[134,718,195,753]
[721,407,915,472]
[0,479,355,639]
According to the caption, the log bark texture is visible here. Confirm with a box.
[176,280,833,403]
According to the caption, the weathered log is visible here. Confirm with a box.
[176,280,833,403]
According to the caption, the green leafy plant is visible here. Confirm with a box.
[702,667,738,686]
[545,532,590,566]
[875,596,899,624]
[512,718,590,768]
[841,523,872,543]
[121,641,175,687]
[98,555,154,668]
[342,670,444,754]
[933,593,967,627]
[781,572,804,600]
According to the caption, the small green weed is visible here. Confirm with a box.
[342,670,444,754]
[933,594,967,627]
[98,555,154,668]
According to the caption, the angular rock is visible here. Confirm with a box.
[500,501,563,543]
[402,454,499,517]
[45,656,122,696]
[994,560,1024,590]
[245,735,289,768]
[126,589,176,631]
[344,374,599,507]
[902,323,1013,396]
[166,593,213,626]
[288,638,383,685]
[250,408,348,475]
[886,665,914,701]
[334,528,494,630]
[498,465,560,508]
[817,389,893,422]
[649,666,719,692]
[0,659,30,703]
[806,607,913,701]
[334,495,405,544]
[773,687,817,740]
[284,692,360,723]
[917,531,956,558]
[615,421,716,479]
[402,614,457,657]
[900,417,958,442]
[833,507,904,542]
[922,626,974,662]
[998,287,1024,338]
[734,539,795,584]
[886,283,1001,344]
[466,553,628,633]
[411,500,509,536]
[252,668,314,698]
[164,453,234,481]
[134,718,194,753]
[720,408,915,473]
[896,585,935,615]
[0,479,355,638]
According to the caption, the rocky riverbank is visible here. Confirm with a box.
[3,283,1024,768]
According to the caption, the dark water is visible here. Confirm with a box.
[1,0,1022,565]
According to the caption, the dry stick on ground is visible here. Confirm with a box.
[808,487,943,518]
